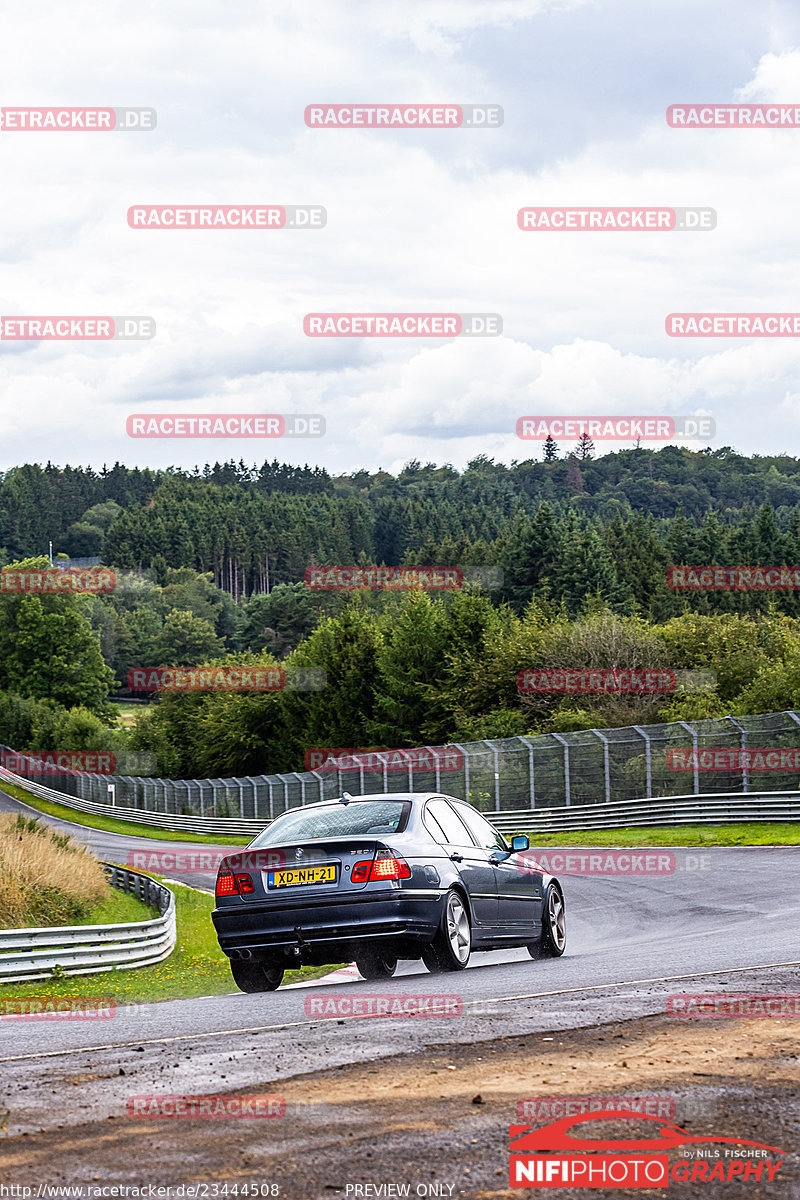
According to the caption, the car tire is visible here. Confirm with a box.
[230,960,285,992]
[355,949,398,980]
[422,889,471,973]
[527,884,566,959]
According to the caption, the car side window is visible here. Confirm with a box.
[426,798,474,846]
[422,807,449,844]
[452,802,508,852]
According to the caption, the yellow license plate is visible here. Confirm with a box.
[267,864,337,888]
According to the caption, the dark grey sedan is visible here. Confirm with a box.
[212,792,566,992]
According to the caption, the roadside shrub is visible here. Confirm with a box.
[0,814,107,928]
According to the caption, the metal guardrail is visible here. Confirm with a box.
[489,792,800,834]
[0,767,263,836]
[7,710,800,823]
[0,864,176,983]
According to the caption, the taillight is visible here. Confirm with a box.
[352,853,411,883]
[235,873,254,894]
[216,872,237,897]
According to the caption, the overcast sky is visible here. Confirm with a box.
[2,0,800,475]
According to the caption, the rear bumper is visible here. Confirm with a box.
[212,889,443,960]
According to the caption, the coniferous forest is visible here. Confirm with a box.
[4,445,800,777]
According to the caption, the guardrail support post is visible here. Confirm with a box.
[632,726,652,798]
[678,721,700,795]
[551,733,571,806]
[727,716,749,793]
[591,729,611,806]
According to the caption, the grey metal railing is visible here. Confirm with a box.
[0,865,176,982]
[3,709,800,833]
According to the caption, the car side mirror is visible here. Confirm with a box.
[511,835,530,852]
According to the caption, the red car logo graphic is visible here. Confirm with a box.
[510,1111,784,1155]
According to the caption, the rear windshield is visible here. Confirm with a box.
[249,800,411,846]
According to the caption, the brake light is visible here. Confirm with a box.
[235,873,255,894]
[352,853,411,883]
[216,872,237,897]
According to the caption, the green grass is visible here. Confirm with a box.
[76,887,158,926]
[0,877,341,1004]
[0,781,250,845]
[517,822,800,847]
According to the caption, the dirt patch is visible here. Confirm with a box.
[1,1014,797,1199]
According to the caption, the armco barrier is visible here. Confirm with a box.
[489,792,800,834]
[0,865,175,983]
[8,711,800,822]
[0,767,264,836]
[2,763,799,838]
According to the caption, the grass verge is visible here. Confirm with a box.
[518,822,800,846]
[0,876,340,1004]
[0,781,250,845]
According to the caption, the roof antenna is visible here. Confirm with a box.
[340,791,352,805]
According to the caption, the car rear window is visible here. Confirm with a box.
[249,800,411,845]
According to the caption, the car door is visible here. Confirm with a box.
[423,797,498,932]
[451,800,544,934]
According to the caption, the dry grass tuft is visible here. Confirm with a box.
[0,814,108,928]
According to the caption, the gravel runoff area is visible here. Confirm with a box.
[0,1000,797,1199]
